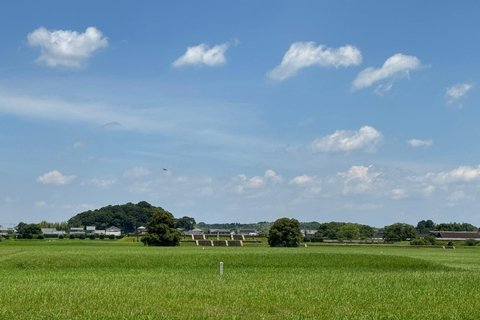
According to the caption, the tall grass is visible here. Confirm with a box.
[0,241,479,319]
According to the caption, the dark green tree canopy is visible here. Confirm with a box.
[142,209,181,246]
[16,222,42,239]
[176,216,196,231]
[383,223,417,241]
[67,201,161,233]
[268,218,302,247]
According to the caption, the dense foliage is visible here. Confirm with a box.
[15,222,42,239]
[68,201,160,233]
[176,216,196,230]
[317,222,374,240]
[141,209,181,246]
[416,219,477,233]
[383,223,417,241]
[268,218,302,247]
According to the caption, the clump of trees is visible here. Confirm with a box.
[416,219,477,233]
[67,201,159,233]
[383,223,417,241]
[268,218,302,247]
[142,209,181,246]
[316,222,374,240]
[15,222,42,239]
[176,216,196,231]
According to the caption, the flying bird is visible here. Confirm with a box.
[163,168,168,171]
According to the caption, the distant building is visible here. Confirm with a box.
[70,227,85,235]
[238,229,258,236]
[209,229,231,235]
[0,227,14,234]
[105,226,121,236]
[41,228,66,236]
[137,226,147,235]
[429,231,480,241]
[86,226,96,234]
[301,229,316,237]
[187,228,204,235]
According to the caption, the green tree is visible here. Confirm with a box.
[337,223,360,240]
[268,218,302,247]
[416,219,436,233]
[176,216,196,231]
[358,224,374,239]
[317,222,345,239]
[383,223,417,241]
[142,209,181,246]
[16,222,42,239]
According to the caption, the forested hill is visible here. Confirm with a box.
[67,201,166,233]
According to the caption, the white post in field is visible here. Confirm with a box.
[219,261,223,275]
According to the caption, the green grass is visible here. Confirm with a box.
[0,240,479,319]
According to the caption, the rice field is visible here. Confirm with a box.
[0,239,479,319]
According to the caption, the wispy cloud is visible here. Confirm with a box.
[352,53,421,93]
[445,83,474,108]
[27,27,108,67]
[268,42,362,81]
[309,126,382,153]
[37,170,75,185]
[173,41,234,67]
[407,139,433,147]
[81,176,117,188]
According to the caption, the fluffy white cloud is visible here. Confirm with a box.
[289,174,314,185]
[408,139,433,147]
[27,27,108,67]
[352,53,421,92]
[234,170,282,194]
[36,170,75,185]
[268,42,362,81]
[446,83,474,108]
[309,126,382,153]
[173,43,230,67]
[422,185,435,197]
[338,165,382,194]
[123,167,151,178]
[82,176,116,188]
[391,188,407,200]
[410,165,480,184]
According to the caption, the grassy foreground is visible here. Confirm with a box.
[0,240,479,319]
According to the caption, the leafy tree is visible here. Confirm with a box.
[416,219,436,233]
[142,209,181,246]
[176,216,196,231]
[383,223,417,241]
[267,218,302,247]
[16,222,42,239]
[359,224,374,239]
[317,222,345,240]
[337,223,360,240]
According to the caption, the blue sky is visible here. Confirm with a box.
[1,1,480,227]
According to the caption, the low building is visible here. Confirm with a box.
[209,229,231,235]
[429,231,480,241]
[187,228,204,235]
[137,226,147,235]
[86,226,96,234]
[301,229,316,237]
[41,228,66,236]
[239,229,259,236]
[105,226,121,236]
[0,227,14,234]
[70,227,85,235]
[94,230,106,235]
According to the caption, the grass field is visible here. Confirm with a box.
[0,239,479,319]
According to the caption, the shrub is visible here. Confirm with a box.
[69,234,75,239]
[59,234,64,239]
[99,234,105,240]
[5,234,11,240]
[465,238,478,246]
[268,218,302,247]
[424,235,437,245]
[27,234,33,239]
[89,234,95,240]
[37,234,45,240]
[141,209,181,246]
[79,234,86,240]
[109,234,115,240]
[410,238,427,245]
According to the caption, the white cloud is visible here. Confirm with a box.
[233,170,282,194]
[268,42,362,81]
[36,170,75,185]
[422,185,435,197]
[408,139,433,147]
[309,126,382,153]
[27,27,108,67]
[446,83,474,108]
[391,188,407,200]
[352,53,421,92]
[410,165,480,185]
[82,176,116,188]
[35,201,47,207]
[173,43,230,67]
[73,141,84,149]
[289,174,314,185]
[338,165,382,194]
[123,167,151,178]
